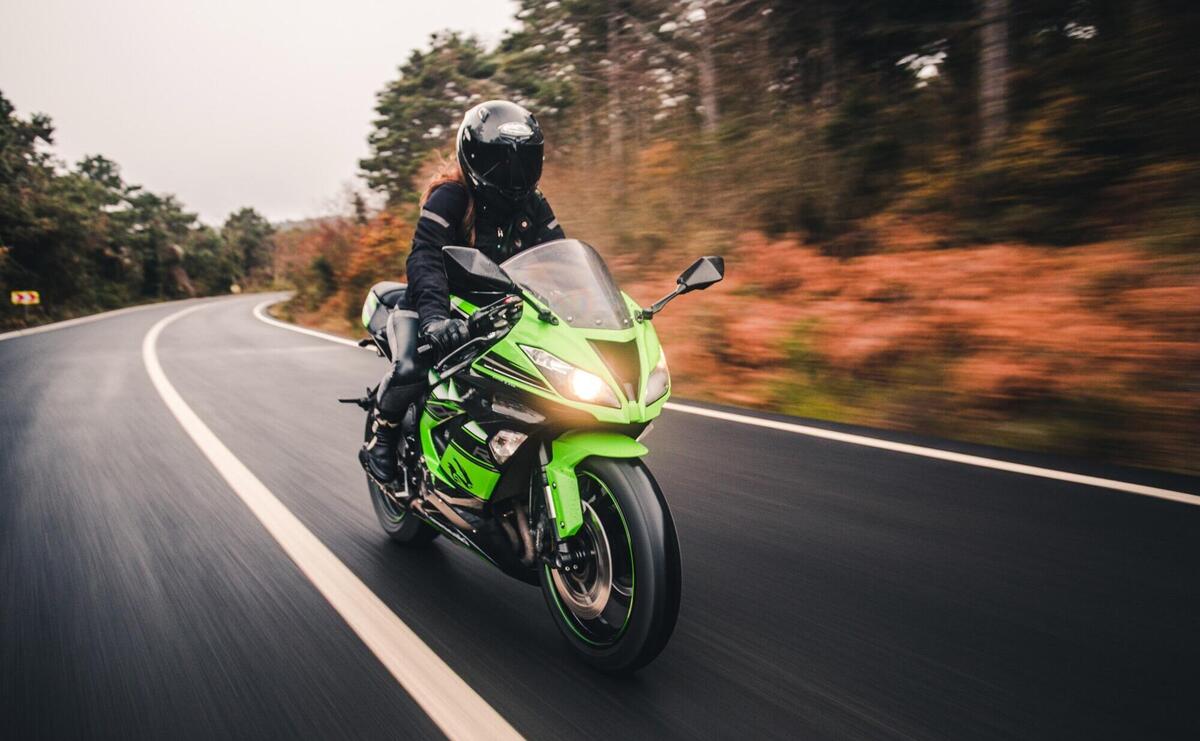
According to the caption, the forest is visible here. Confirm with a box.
[352,0,1199,250]
[0,91,275,327]
[275,0,1198,472]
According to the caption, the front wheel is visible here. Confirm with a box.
[539,457,681,673]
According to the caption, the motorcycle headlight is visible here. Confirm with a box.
[644,349,670,403]
[521,346,621,408]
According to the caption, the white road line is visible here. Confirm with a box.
[252,299,364,349]
[662,402,1200,507]
[144,304,522,741]
[251,296,1200,508]
[0,298,195,342]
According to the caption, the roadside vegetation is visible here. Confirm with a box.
[0,91,275,329]
[274,1,1199,473]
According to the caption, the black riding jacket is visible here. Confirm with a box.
[406,183,565,326]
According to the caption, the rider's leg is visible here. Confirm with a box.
[360,309,424,484]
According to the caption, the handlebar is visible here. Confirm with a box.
[423,295,524,377]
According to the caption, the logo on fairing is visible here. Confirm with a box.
[444,456,473,489]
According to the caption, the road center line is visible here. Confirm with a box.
[143,303,522,741]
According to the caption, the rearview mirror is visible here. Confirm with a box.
[641,254,726,319]
[677,255,725,293]
[442,246,516,293]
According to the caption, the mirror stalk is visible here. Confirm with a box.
[520,289,559,324]
[640,256,724,319]
[638,284,684,321]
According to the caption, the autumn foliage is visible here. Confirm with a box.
[273,209,412,334]
[274,198,1199,474]
[623,226,1199,473]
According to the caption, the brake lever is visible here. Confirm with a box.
[469,295,523,338]
[426,296,522,381]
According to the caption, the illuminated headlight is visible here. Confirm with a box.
[521,346,621,408]
[488,429,527,464]
[644,350,670,403]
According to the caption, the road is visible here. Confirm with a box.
[2,294,1198,740]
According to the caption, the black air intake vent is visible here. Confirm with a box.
[589,340,641,401]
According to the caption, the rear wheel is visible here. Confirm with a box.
[363,415,438,545]
[539,457,681,672]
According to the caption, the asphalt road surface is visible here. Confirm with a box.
[2,294,1198,740]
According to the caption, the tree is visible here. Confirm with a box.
[1,89,238,326]
[184,225,240,295]
[978,0,1009,149]
[360,33,502,204]
[222,207,276,282]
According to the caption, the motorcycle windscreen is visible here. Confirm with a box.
[502,239,633,330]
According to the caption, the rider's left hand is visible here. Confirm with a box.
[421,317,469,356]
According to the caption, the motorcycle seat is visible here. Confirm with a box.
[371,281,407,309]
[365,281,409,345]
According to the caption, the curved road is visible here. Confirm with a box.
[2,294,1198,740]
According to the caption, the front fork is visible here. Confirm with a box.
[532,430,649,567]
[534,443,586,571]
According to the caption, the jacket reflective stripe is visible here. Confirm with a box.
[546,218,558,231]
[420,209,451,229]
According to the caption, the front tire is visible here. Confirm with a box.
[539,457,681,673]
[363,415,438,545]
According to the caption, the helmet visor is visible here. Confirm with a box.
[469,141,543,199]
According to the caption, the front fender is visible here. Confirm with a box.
[544,431,648,537]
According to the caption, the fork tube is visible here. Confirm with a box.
[537,442,557,524]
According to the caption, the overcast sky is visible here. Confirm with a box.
[0,0,517,224]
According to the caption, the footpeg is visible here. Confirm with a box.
[338,387,375,410]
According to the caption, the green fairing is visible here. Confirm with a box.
[420,263,669,512]
[467,291,668,426]
[441,441,500,493]
[545,431,648,536]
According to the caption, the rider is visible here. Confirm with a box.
[360,100,565,484]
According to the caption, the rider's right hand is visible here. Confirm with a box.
[421,317,469,356]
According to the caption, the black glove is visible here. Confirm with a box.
[421,317,469,356]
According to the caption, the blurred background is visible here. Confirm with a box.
[2,0,1197,472]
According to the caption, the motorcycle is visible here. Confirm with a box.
[344,238,724,672]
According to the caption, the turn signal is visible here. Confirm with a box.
[644,350,670,402]
[489,429,528,464]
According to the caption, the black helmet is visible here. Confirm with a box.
[456,100,544,208]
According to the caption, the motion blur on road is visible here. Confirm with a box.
[3,0,1200,738]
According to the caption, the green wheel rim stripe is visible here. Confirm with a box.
[545,470,636,647]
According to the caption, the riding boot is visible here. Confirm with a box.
[359,373,423,484]
[360,409,403,484]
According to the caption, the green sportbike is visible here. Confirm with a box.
[348,239,724,671]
